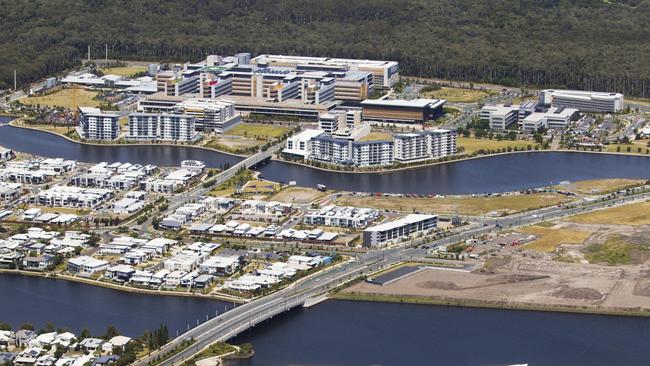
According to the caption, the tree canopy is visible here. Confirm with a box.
[1,0,649,96]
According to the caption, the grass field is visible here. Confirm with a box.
[604,142,650,155]
[422,87,494,103]
[334,193,572,216]
[520,225,592,252]
[100,66,147,77]
[22,88,100,108]
[583,234,649,265]
[568,201,650,226]
[554,179,644,195]
[358,131,393,142]
[225,123,290,140]
[458,137,538,154]
[204,136,263,151]
[271,187,327,204]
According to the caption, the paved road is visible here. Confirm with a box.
[139,143,284,233]
[135,185,650,366]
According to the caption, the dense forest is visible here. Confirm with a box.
[1,0,649,97]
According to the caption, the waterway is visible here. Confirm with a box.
[228,300,650,366]
[0,274,233,337]
[3,120,650,194]
[2,275,649,365]
[0,121,241,168]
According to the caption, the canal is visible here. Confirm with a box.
[3,121,650,194]
[1,274,648,365]
[227,300,650,366]
[0,274,233,337]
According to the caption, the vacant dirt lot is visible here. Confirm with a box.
[343,256,650,313]
[271,187,327,204]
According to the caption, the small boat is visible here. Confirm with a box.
[317,184,327,191]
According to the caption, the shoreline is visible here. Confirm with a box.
[273,148,650,175]
[332,292,650,318]
[7,120,249,158]
[7,119,650,175]
[0,269,247,304]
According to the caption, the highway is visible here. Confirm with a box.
[135,184,650,366]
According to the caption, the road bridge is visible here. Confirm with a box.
[136,186,650,366]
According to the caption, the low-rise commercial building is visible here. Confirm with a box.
[521,106,579,132]
[539,89,624,113]
[480,104,520,130]
[360,98,446,124]
[363,214,438,246]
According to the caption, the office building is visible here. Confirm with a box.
[363,214,438,246]
[480,104,520,131]
[199,73,233,99]
[539,89,624,113]
[521,106,579,132]
[360,98,446,124]
[251,54,399,90]
[173,98,240,132]
[78,107,119,140]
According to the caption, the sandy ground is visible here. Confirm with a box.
[344,256,650,313]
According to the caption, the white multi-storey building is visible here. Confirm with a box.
[393,129,456,162]
[363,214,438,246]
[480,105,520,131]
[127,113,198,142]
[539,89,624,113]
[351,140,394,167]
[78,107,119,140]
[283,129,324,158]
[520,106,579,132]
[173,99,240,132]
[309,135,393,167]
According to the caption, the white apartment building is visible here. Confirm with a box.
[283,129,324,158]
[480,105,520,130]
[309,135,393,167]
[78,107,119,140]
[539,89,624,113]
[393,129,457,162]
[33,186,113,208]
[128,113,198,142]
[303,205,379,228]
[351,140,394,167]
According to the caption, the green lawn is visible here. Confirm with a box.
[458,137,538,154]
[100,66,147,77]
[225,123,290,140]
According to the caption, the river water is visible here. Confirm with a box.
[2,119,650,194]
[2,276,649,365]
[228,300,650,366]
[0,274,232,337]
